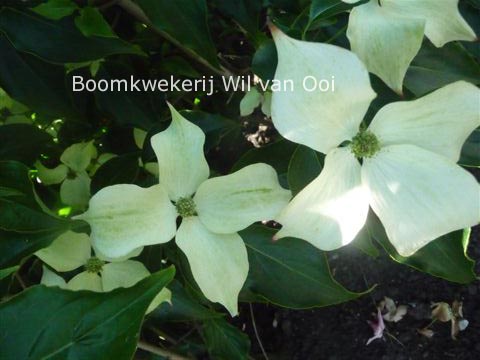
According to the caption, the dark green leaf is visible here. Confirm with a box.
[91,153,140,194]
[351,226,380,258]
[459,128,480,168]
[287,144,323,196]
[309,0,354,21]
[404,42,480,96]
[32,0,78,20]
[135,0,219,67]
[0,124,52,165]
[202,318,250,360]
[241,225,367,308]
[214,0,262,35]
[0,161,41,209]
[0,8,143,64]
[149,281,222,322]
[252,39,277,81]
[0,267,175,359]
[94,62,165,130]
[75,7,115,38]
[369,214,476,284]
[0,35,76,117]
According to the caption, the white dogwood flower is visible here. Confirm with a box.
[74,104,291,316]
[343,0,477,93]
[270,27,480,257]
[36,231,169,313]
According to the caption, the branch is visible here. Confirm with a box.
[117,0,233,77]
[137,340,192,360]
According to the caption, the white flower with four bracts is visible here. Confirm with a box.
[36,231,170,313]
[269,27,480,257]
[74,104,291,316]
[343,0,477,93]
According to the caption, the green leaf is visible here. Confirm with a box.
[202,318,251,360]
[214,0,262,35]
[94,62,165,130]
[0,35,76,117]
[287,144,323,196]
[459,127,480,168]
[368,214,476,284]
[231,139,297,187]
[0,124,52,166]
[0,161,73,268]
[135,0,219,67]
[351,226,380,258]
[0,8,143,64]
[75,7,115,38]
[404,42,480,96]
[0,265,18,281]
[309,0,354,21]
[241,225,367,308]
[91,153,140,195]
[32,0,78,20]
[252,39,277,81]
[0,267,175,359]
[149,281,222,322]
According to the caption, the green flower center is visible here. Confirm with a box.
[176,197,197,218]
[350,130,380,158]
[85,257,105,273]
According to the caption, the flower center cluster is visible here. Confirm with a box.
[85,257,105,273]
[176,197,197,218]
[350,130,380,158]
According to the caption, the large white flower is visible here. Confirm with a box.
[343,0,477,93]
[270,27,480,257]
[36,231,169,313]
[73,104,291,316]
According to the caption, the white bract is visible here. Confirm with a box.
[343,0,477,93]
[35,141,114,209]
[36,231,169,313]
[74,104,291,316]
[270,27,480,257]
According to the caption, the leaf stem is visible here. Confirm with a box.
[117,0,233,77]
[249,303,270,360]
[137,340,192,360]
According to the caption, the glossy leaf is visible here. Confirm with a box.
[91,153,140,194]
[0,35,76,117]
[214,0,262,35]
[241,225,367,308]
[202,318,251,360]
[32,0,78,20]
[0,8,143,64]
[135,0,219,67]
[287,144,323,196]
[0,267,175,359]
[0,124,52,166]
[368,214,476,284]
[459,128,480,167]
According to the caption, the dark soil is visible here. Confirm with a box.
[240,223,479,360]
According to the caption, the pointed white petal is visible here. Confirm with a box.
[36,231,91,272]
[240,88,262,116]
[35,162,68,185]
[369,81,480,162]
[101,260,150,292]
[363,144,480,257]
[41,266,67,288]
[346,1,424,94]
[270,26,375,154]
[383,0,476,47]
[95,246,143,262]
[176,217,248,316]
[275,147,370,250]
[68,271,103,292]
[73,184,177,258]
[195,163,291,233]
[60,140,97,173]
[60,171,91,209]
[151,104,209,201]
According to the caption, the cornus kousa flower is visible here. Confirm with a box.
[269,27,480,257]
[74,104,291,316]
[36,231,169,313]
[343,0,477,93]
